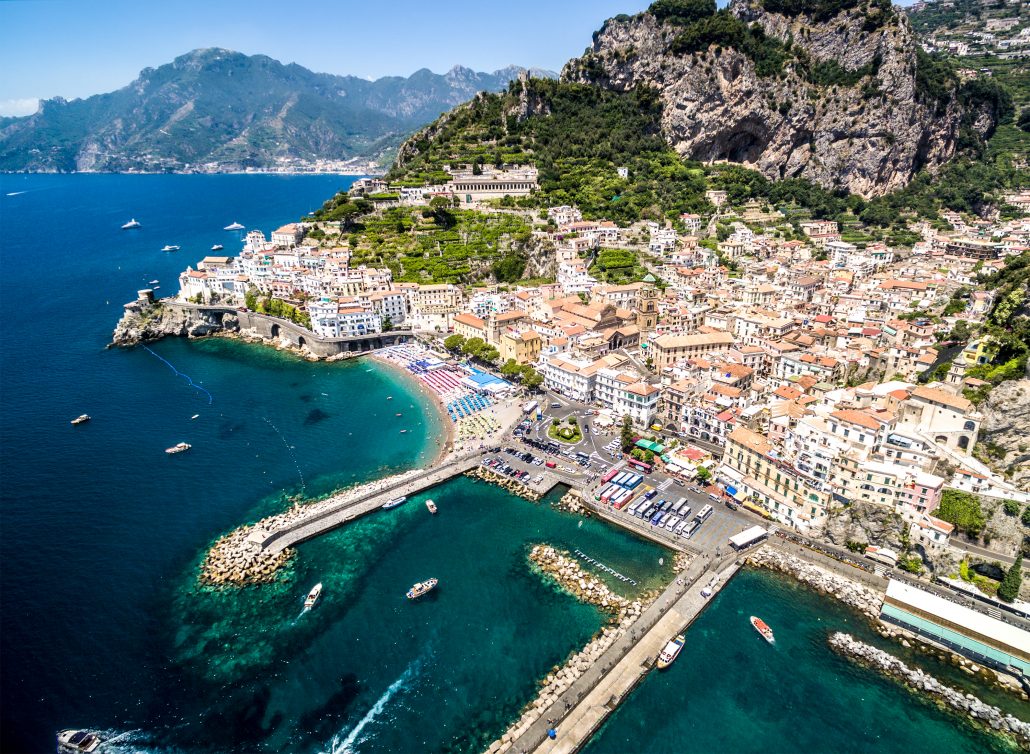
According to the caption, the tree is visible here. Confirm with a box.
[1003,499,1020,517]
[443,334,465,352]
[696,466,712,484]
[522,368,544,391]
[936,489,988,537]
[500,359,522,379]
[620,415,635,452]
[479,346,500,364]
[381,315,393,332]
[998,554,1023,603]
[462,337,486,357]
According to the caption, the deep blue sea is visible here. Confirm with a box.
[0,175,1019,754]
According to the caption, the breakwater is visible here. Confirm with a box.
[829,633,1030,748]
[487,545,650,753]
[465,466,544,501]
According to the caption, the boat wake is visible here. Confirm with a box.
[142,346,214,405]
[74,728,185,753]
[324,656,424,754]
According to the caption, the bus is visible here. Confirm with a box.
[626,498,645,517]
[694,504,714,523]
[601,467,620,485]
[521,400,539,415]
[627,458,652,473]
[599,484,616,502]
[671,497,688,515]
[614,491,635,510]
[624,474,643,490]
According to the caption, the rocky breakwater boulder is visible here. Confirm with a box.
[111,298,237,347]
[829,633,1030,748]
[747,546,883,619]
[486,545,649,753]
[555,489,588,515]
[464,466,542,501]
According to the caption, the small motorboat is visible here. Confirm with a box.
[121,218,141,230]
[211,244,224,251]
[406,578,438,600]
[426,500,438,514]
[165,442,191,454]
[160,245,180,252]
[657,634,685,669]
[400,429,408,434]
[304,582,323,609]
[224,221,245,231]
[190,414,200,420]
[148,279,159,285]
[386,396,393,401]
[70,414,90,425]
[750,616,775,644]
[57,729,102,752]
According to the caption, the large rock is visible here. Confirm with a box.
[562,0,993,197]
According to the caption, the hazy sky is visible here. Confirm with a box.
[0,0,653,116]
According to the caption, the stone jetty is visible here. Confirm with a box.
[554,489,588,515]
[829,633,1030,748]
[465,466,543,501]
[486,545,649,752]
[747,545,884,619]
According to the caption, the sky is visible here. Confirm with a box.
[0,0,654,116]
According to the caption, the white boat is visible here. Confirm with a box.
[657,634,685,669]
[160,245,180,252]
[70,414,90,425]
[750,616,775,644]
[426,499,438,514]
[224,221,245,231]
[57,729,102,753]
[382,496,406,510]
[148,279,159,285]
[304,582,323,609]
[211,244,224,251]
[406,578,438,600]
[191,414,200,420]
[165,442,191,454]
[121,218,141,230]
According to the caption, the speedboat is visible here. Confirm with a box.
[304,582,323,609]
[657,634,685,669]
[382,496,406,510]
[426,499,438,514]
[750,616,775,644]
[165,442,191,454]
[211,244,224,251]
[160,245,180,252]
[406,578,438,600]
[57,729,102,752]
[224,221,244,231]
[121,218,141,230]
[190,414,200,420]
[70,414,90,425]
[148,279,159,285]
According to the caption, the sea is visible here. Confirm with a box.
[0,174,1020,754]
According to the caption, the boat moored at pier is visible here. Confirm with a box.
[382,496,406,510]
[57,729,102,752]
[656,634,685,669]
[750,616,775,644]
[406,578,438,600]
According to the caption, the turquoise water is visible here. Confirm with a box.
[583,569,1022,754]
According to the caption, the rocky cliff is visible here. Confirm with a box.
[110,299,235,346]
[978,377,1030,493]
[562,0,996,197]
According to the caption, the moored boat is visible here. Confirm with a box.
[57,729,102,753]
[121,218,141,229]
[165,442,191,454]
[750,615,775,644]
[304,582,323,609]
[211,244,224,251]
[70,414,90,425]
[160,244,180,252]
[406,578,438,600]
[426,499,437,514]
[148,279,159,285]
[656,634,685,669]
[224,221,245,231]
[382,496,406,510]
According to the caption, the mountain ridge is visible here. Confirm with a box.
[0,48,556,173]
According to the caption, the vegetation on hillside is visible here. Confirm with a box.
[936,489,988,537]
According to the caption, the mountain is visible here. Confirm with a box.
[0,49,556,173]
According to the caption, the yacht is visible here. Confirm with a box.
[165,442,191,454]
[426,499,438,514]
[406,578,438,600]
[160,245,180,252]
[750,616,775,644]
[70,414,91,426]
[304,582,323,609]
[57,729,102,753]
[656,634,685,669]
[382,496,406,510]
[211,244,224,251]
[148,279,159,285]
[121,218,141,230]
[224,221,245,231]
